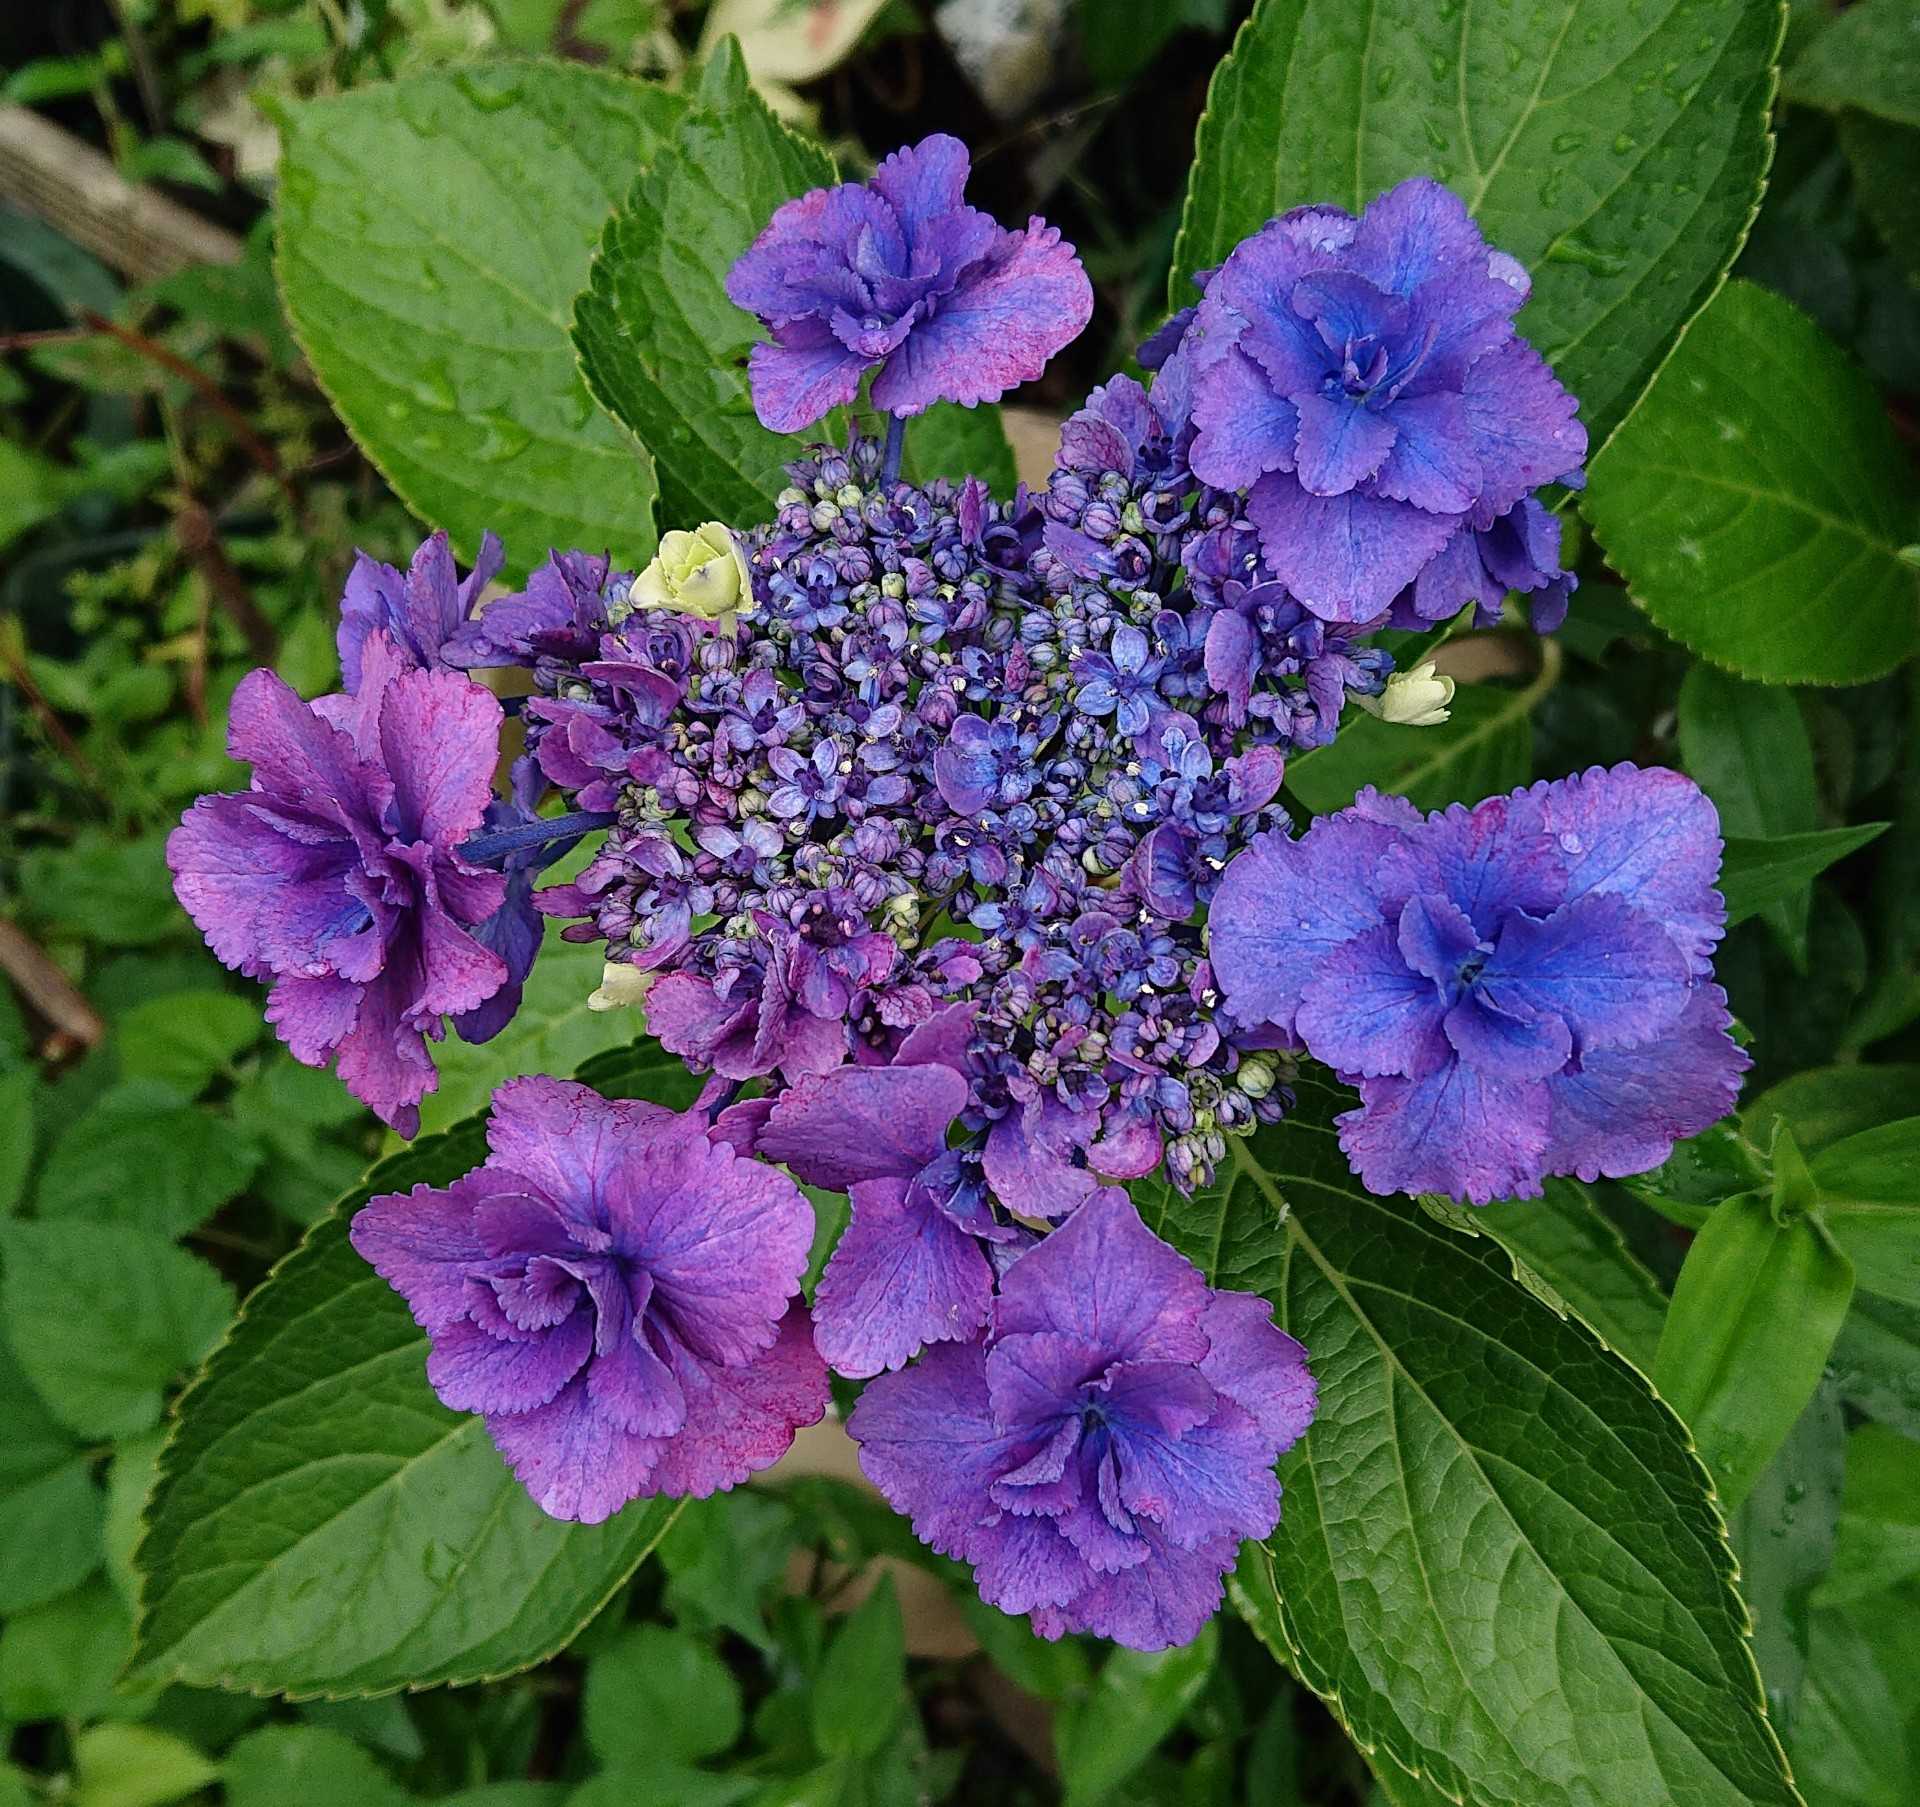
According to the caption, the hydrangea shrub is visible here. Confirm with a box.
[126,17,1918,1807]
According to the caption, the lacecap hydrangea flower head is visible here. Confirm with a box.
[849,1191,1315,1651]
[1209,765,1749,1203]
[350,1078,829,1523]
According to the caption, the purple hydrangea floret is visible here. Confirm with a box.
[1186,177,1586,622]
[849,1192,1315,1651]
[337,528,503,692]
[168,630,510,1135]
[350,1076,830,1523]
[1209,765,1750,1203]
[725,133,1093,432]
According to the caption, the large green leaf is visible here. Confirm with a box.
[573,44,835,532]
[1677,664,1819,964]
[1142,1079,1798,1807]
[1470,1179,1667,1373]
[1720,824,1891,930]
[274,64,683,575]
[1284,681,1534,815]
[1170,0,1781,451]
[1743,1064,1920,1159]
[1784,0,1920,129]
[132,1049,701,1698]
[1583,280,1920,685]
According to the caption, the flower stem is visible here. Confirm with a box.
[880,412,906,487]
[459,809,615,868]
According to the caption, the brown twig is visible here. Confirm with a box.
[0,326,93,353]
[75,309,298,509]
[0,633,106,796]
[0,918,105,1055]
[174,500,278,662]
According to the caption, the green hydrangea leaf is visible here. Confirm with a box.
[274,64,684,576]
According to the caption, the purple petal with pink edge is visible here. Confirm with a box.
[1443,992,1573,1082]
[607,1131,814,1367]
[167,795,360,982]
[375,666,503,850]
[1339,1059,1550,1204]
[402,533,463,663]
[1087,1097,1164,1180]
[350,1177,493,1333]
[1510,763,1728,972]
[264,972,360,1069]
[814,1177,994,1378]
[1197,1290,1316,1451]
[747,317,872,435]
[894,1000,978,1074]
[869,132,970,234]
[644,972,758,1077]
[1036,1527,1236,1651]
[1114,1400,1280,1550]
[1478,891,1691,1054]
[759,1064,967,1189]
[427,1310,593,1415]
[726,183,901,319]
[1397,892,1482,984]
[993,1191,1210,1364]
[482,1076,655,1222]
[1372,389,1480,515]
[848,1336,1024,1560]
[1210,818,1403,1034]
[1247,475,1460,623]
[1379,795,1567,940]
[1464,338,1587,520]
[983,1098,1100,1220]
[411,904,510,1021]
[1203,608,1257,725]
[1346,176,1499,302]
[326,965,436,1136]
[1188,346,1302,489]
[708,1096,773,1157]
[869,220,1093,415]
[1293,392,1398,496]
[225,667,387,827]
[1296,924,1449,1079]
[1545,984,1749,1182]
[644,1308,831,1499]
[972,1513,1089,1619]
[337,551,406,694]
[484,1375,664,1525]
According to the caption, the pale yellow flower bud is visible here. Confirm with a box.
[586,962,655,1013]
[628,522,751,624]
[1357,661,1455,727]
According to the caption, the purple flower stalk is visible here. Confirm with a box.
[849,1192,1315,1651]
[725,133,1093,433]
[1209,765,1750,1203]
[168,630,511,1135]
[351,1077,830,1523]
[1185,178,1586,622]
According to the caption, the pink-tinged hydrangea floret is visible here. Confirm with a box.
[848,1193,1314,1651]
[350,1076,829,1524]
[337,528,503,693]
[1186,178,1585,623]
[1210,763,1749,1203]
[725,133,1093,432]
[167,633,511,1135]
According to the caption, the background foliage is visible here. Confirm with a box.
[2,2,1918,1804]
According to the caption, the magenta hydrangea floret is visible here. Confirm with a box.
[337,528,503,692]
[167,631,511,1135]
[848,1192,1315,1651]
[1186,177,1586,623]
[1209,765,1750,1203]
[725,133,1093,432]
[350,1077,830,1524]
